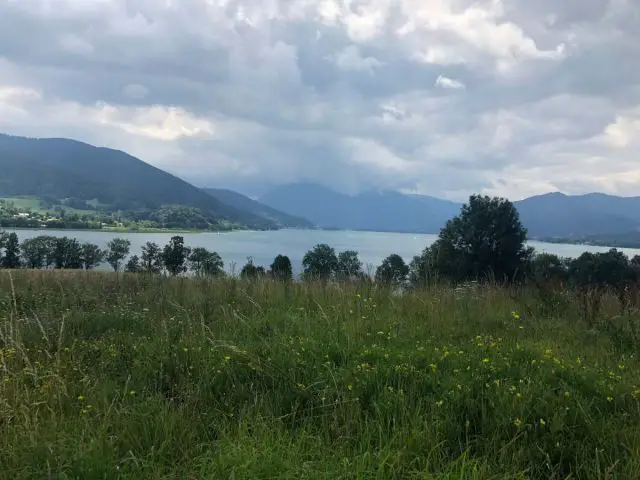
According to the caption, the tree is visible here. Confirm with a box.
[376,254,409,288]
[408,247,439,288]
[21,236,51,269]
[337,250,363,282]
[125,255,142,273]
[81,243,104,270]
[0,231,7,266]
[302,244,338,281]
[53,237,83,269]
[189,247,224,277]
[106,238,131,272]
[270,255,293,281]
[1,233,21,269]
[568,249,636,317]
[162,236,191,276]
[427,195,531,283]
[528,253,569,287]
[141,241,163,274]
[241,257,266,279]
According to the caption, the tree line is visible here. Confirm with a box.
[2,194,640,301]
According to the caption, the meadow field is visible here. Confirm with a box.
[1,271,640,479]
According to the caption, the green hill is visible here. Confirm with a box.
[202,188,314,229]
[0,134,277,230]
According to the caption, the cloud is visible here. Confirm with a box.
[331,45,384,73]
[0,0,639,201]
[435,75,466,89]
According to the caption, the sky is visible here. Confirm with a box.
[1,0,639,201]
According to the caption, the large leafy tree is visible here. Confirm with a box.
[337,250,363,281]
[302,244,338,281]
[21,236,51,269]
[162,236,191,276]
[106,238,131,272]
[376,254,409,288]
[427,195,531,283]
[270,255,293,281]
[81,243,104,270]
[189,247,224,277]
[141,241,163,274]
[53,237,84,269]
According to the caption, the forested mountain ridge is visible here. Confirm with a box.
[0,134,277,230]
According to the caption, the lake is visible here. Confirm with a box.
[5,228,640,273]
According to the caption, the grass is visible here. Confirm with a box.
[0,196,44,212]
[1,272,640,479]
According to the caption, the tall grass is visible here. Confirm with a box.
[1,271,640,479]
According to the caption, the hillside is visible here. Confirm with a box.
[260,183,461,233]
[202,188,314,229]
[0,134,277,230]
[515,192,640,238]
[260,183,640,237]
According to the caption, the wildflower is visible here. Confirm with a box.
[78,395,85,401]
[435,400,444,408]
[347,384,353,391]
[514,418,522,428]
[482,358,490,364]
[512,311,520,320]
[607,396,614,402]
[224,356,231,361]
[539,418,546,426]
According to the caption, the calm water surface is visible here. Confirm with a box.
[7,229,640,274]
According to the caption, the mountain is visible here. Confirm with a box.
[515,192,640,238]
[260,183,640,237]
[0,134,277,229]
[202,188,314,229]
[259,183,461,233]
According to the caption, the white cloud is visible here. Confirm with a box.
[0,0,639,200]
[435,75,466,89]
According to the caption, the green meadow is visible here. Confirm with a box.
[1,271,639,479]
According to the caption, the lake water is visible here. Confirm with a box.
[5,228,640,273]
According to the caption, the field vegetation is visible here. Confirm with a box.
[1,273,640,478]
[2,194,640,478]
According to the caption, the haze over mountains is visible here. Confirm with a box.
[1,133,640,239]
[259,184,640,239]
